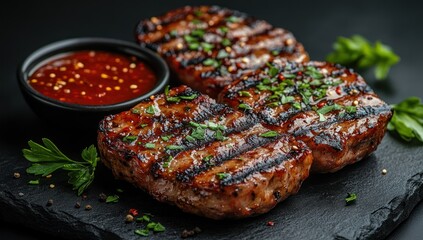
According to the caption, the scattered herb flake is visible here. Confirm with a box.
[238,91,252,97]
[221,38,231,47]
[259,131,278,138]
[106,195,119,203]
[345,105,357,113]
[28,179,39,185]
[145,143,155,149]
[131,109,140,114]
[166,145,184,151]
[161,135,172,142]
[226,16,240,23]
[135,229,149,237]
[180,94,198,100]
[122,135,137,143]
[216,172,230,180]
[145,105,157,115]
[238,103,251,110]
[345,193,357,205]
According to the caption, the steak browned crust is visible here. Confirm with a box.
[98,85,312,219]
[219,60,392,172]
[136,5,308,98]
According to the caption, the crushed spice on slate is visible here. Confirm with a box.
[267,221,275,226]
[75,202,81,208]
[181,227,201,238]
[49,184,55,189]
[18,192,24,197]
[85,204,92,211]
[82,194,88,200]
[98,193,107,202]
[46,199,53,207]
[382,169,388,175]
[13,172,21,179]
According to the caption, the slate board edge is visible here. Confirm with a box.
[0,190,120,240]
[0,173,423,240]
[333,172,423,240]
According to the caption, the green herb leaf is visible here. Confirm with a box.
[106,195,119,203]
[28,179,40,185]
[139,123,148,128]
[131,109,140,114]
[388,97,423,142]
[203,155,213,162]
[145,143,155,149]
[216,172,230,180]
[191,29,205,38]
[188,42,200,50]
[166,145,184,150]
[219,26,229,34]
[345,193,357,205]
[145,105,157,115]
[238,103,251,110]
[163,156,173,168]
[153,223,166,232]
[259,131,278,138]
[201,42,214,52]
[316,104,342,115]
[161,135,172,142]
[122,135,137,143]
[238,91,252,97]
[22,138,98,196]
[326,35,399,80]
[226,16,240,23]
[345,105,357,113]
[180,94,198,100]
[135,229,149,237]
[217,49,229,59]
[203,58,220,67]
[221,38,231,47]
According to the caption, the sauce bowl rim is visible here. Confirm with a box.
[18,37,169,113]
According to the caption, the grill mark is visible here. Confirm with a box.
[220,151,295,186]
[292,104,392,137]
[175,133,277,182]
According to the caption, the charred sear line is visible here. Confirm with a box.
[220,152,294,186]
[314,133,343,151]
[176,135,277,183]
[293,104,392,137]
[260,106,312,125]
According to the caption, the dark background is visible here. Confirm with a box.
[1,0,422,239]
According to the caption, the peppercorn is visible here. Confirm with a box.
[85,204,92,211]
[125,214,134,223]
[46,199,53,207]
[75,202,81,208]
[13,172,21,179]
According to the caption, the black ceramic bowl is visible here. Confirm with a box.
[18,37,169,128]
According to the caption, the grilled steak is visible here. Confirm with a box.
[98,85,312,219]
[219,60,392,172]
[136,5,308,98]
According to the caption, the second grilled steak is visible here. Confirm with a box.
[219,60,392,173]
[136,5,308,98]
[98,85,312,219]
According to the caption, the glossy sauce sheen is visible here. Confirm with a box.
[28,51,157,105]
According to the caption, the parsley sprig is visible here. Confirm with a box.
[22,138,99,195]
[388,97,423,142]
[326,35,399,80]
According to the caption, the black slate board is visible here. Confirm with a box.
[0,119,422,240]
[2,0,423,239]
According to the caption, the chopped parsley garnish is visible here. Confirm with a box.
[239,91,252,97]
[225,16,240,23]
[221,38,231,47]
[214,130,226,141]
[28,179,40,185]
[145,143,155,149]
[201,42,214,52]
[238,103,251,110]
[191,29,204,38]
[292,102,302,109]
[166,145,184,150]
[135,229,149,237]
[317,104,342,115]
[345,193,357,205]
[106,195,119,203]
[203,155,213,162]
[203,58,220,67]
[194,10,203,17]
[345,105,357,113]
[188,42,200,50]
[162,156,173,168]
[161,135,172,142]
[268,66,279,78]
[216,172,230,180]
[259,131,278,138]
[219,26,229,34]
[180,94,198,100]
[190,127,206,140]
[122,135,137,143]
[131,109,140,114]
[145,105,157,115]
[139,123,148,128]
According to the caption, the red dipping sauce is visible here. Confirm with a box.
[28,50,157,105]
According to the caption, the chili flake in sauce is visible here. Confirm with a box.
[28,50,157,105]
